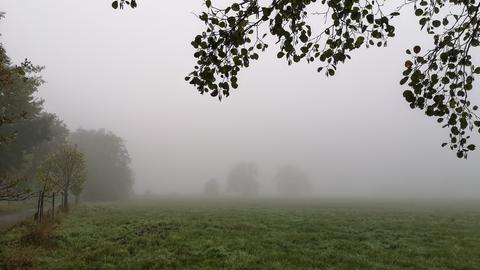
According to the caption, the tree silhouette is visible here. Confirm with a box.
[110,1,480,158]
[181,0,480,158]
[69,129,134,201]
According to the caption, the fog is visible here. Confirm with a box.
[1,0,479,198]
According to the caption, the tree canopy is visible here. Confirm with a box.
[182,0,480,158]
[112,0,480,158]
[69,129,134,201]
[0,55,44,145]
[0,22,44,146]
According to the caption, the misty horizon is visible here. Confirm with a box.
[1,0,479,198]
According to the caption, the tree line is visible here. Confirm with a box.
[0,15,134,223]
[204,162,312,197]
[111,0,480,159]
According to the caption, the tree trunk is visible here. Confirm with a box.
[63,188,69,212]
[35,191,41,224]
[39,190,44,223]
[52,192,55,219]
[60,191,63,209]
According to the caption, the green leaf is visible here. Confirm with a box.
[403,90,415,102]
[300,34,308,43]
[231,3,240,11]
[227,17,235,25]
[366,14,374,24]
[451,126,459,135]
[404,60,413,69]
[355,36,365,47]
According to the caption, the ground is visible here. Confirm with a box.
[0,200,37,231]
[1,198,480,270]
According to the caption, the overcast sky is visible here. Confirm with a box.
[1,0,479,198]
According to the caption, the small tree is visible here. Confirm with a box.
[40,145,86,212]
[204,178,220,196]
[37,153,62,222]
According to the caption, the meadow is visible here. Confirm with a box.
[1,198,480,270]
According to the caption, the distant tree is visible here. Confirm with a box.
[226,162,259,196]
[69,129,133,201]
[274,165,312,197]
[0,114,56,174]
[0,113,68,202]
[183,0,480,158]
[204,178,220,196]
[27,114,69,171]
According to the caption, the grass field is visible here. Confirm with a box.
[1,198,480,270]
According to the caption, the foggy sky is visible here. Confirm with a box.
[1,0,479,198]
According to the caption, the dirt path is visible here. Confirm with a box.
[0,208,36,231]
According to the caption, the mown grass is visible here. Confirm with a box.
[1,198,480,270]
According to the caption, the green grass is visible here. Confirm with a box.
[2,198,480,269]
